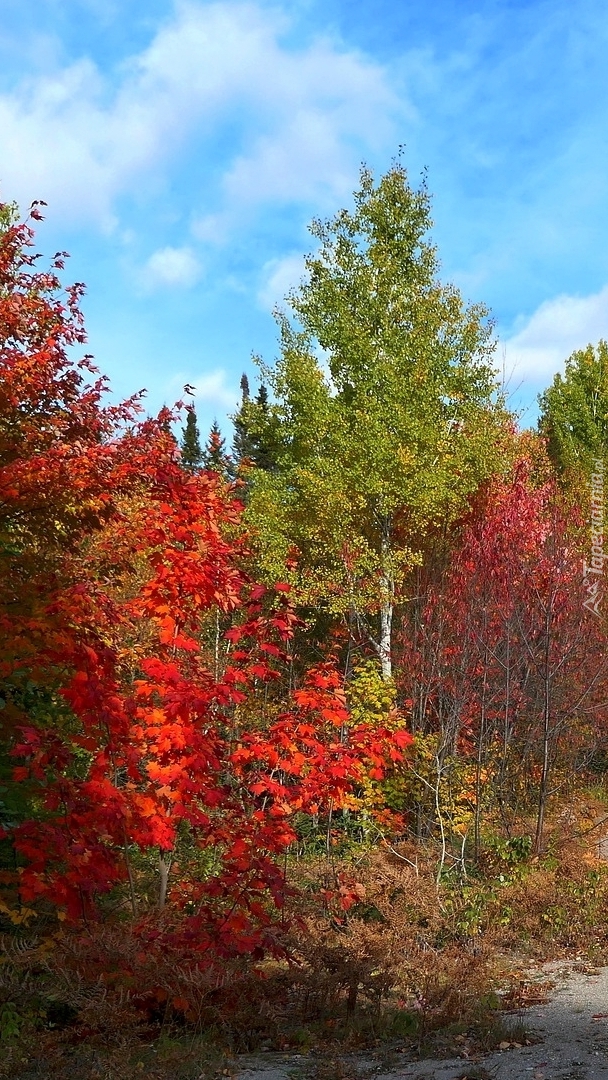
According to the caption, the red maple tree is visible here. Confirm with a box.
[1,202,412,959]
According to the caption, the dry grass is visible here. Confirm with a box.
[2,807,608,1077]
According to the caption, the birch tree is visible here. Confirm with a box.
[243,163,506,678]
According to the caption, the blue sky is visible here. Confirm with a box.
[2,0,608,437]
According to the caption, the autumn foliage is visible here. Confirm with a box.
[4,190,608,1072]
[0,201,411,962]
[398,452,608,859]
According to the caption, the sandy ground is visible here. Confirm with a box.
[233,960,608,1080]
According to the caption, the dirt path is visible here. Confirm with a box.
[233,960,608,1080]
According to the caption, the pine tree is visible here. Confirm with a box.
[202,420,230,477]
[252,385,281,470]
[231,374,278,471]
[232,374,255,463]
[180,408,203,471]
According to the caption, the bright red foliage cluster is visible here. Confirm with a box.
[398,454,607,851]
[0,203,411,958]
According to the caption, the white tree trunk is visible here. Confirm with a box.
[379,595,393,680]
[378,518,394,680]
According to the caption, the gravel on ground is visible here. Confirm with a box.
[232,960,608,1080]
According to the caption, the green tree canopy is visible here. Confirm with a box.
[244,163,510,677]
[202,419,230,477]
[538,341,608,476]
[231,375,279,473]
[180,407,203,471]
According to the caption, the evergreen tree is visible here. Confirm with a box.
[180,408,203,471]
[202,419,230,477]
[231,374,279,471]
[232,374,254,463]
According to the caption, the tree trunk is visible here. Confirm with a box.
[378,518,394,681]
[534,608,553,855]
[158,850,172,910]
[534,669,552,855]
[379,593,393,680]
[122,829,138,917]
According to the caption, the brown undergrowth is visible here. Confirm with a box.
[2,809,608,1078]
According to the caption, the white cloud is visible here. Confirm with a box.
[218,36,398,209]
[0,2,401,228]
[257,252,307,310]
[502,284,608,384]
[141,245,201,289]
[163,367,239,431]
[0,57,119,227]
[189,369,239,411]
